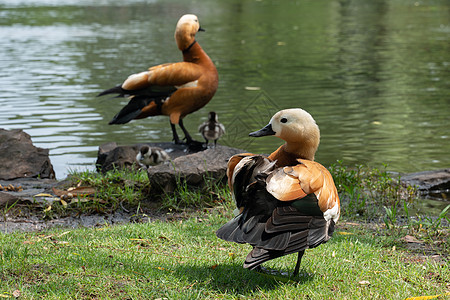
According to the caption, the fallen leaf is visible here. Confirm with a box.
[340,221,360,226]
[244,86,261,91]
[0,294,9,298]
[403,235,424,244]
[60,199,68,207]
[332,251,336,258]
[338,231,354,235]
[211,264,218,270]
[405,293,450,300]
[277,41,286,46]
[43,205,52,212]
[34,193,54,197]
[359,280,370,285]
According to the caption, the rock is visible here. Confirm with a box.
[0,191,20,208]
[147,145,244,193]
[401,169,450,199]
[95,142,192,173]
[96,143,140,173]
[0,178,59,208]
[0,129,55,180]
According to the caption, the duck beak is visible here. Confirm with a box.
[249,123,276,137]
[198,26,205,32]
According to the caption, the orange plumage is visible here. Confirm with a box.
[98,14,218,146]
[217,108,340,276]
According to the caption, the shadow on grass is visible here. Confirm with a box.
[169,262,314,295]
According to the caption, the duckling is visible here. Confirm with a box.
[136,145,170,169]
[198,111,225,147]
[98,14,218,146]
[216,108,340,277]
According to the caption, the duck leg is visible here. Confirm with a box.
[178,119,193,144]
[170,123,182,144]
[293,250,305,277]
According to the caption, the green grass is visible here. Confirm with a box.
[1,163,449,298]
[0,212,449,299]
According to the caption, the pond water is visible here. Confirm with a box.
[0,0,449,181]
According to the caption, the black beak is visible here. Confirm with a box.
[198,26,205,32]
[249,123,276,137]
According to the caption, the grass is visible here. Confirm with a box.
[0,212,449,299]
[1,162,449,298]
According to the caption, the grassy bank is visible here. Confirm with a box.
[0,213,449,299]
[1,163,449,299]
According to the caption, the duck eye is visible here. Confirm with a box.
[280,117,288,123]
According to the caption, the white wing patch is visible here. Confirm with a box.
[176,80,198,89]
[323,202,340,223]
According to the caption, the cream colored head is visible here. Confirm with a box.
[174,14,202,51]
[250,108,320,160]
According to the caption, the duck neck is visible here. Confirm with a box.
[182,41,211,65]
[268,143,315,166]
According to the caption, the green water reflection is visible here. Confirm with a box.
[0,0,448,179]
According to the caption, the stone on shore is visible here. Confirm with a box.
[147,145,244,193]
[0,129,55,180]
[96,142,197,173]
[95,142,244,193]
[401,169,450,199]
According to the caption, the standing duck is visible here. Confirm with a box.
[98,14,219,146]
[216,108,340,276]
[198,111,225,147]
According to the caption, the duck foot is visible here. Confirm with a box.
[185,139,206,152]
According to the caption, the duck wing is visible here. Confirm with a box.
[216,156,340,270]
[98,62,203,124]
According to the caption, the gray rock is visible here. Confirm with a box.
[95,142,191,173]
[401,169,450,199]
[147,145,244,193]
[0,191,20,208]
[0,129,55,180]
[401,169,450,191]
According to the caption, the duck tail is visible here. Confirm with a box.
[97,85,127,97]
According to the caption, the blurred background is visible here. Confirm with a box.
[0,0,448,179]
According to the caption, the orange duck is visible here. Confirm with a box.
[98,14,218,146]
[216,108,340,277]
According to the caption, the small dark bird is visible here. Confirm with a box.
[136,145,170,169]
[97,14,218,146]
[198,111,225,147]
[216,108,340,277]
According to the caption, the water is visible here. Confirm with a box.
[0,0,449,180]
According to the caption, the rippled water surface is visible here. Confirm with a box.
[0,0,449,179]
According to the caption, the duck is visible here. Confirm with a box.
[216,108,340,277]
[198,111,225,147]
[97,14,219,147]
[136,145,170,169]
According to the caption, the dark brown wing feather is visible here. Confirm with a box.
[216,154,337,271]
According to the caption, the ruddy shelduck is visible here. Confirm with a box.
[98,14,218,146]
[198,111,225,147]
[216,108,340,276]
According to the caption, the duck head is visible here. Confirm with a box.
[249,108,320,160]
[175,14,204,52]
[208,111,218,122]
